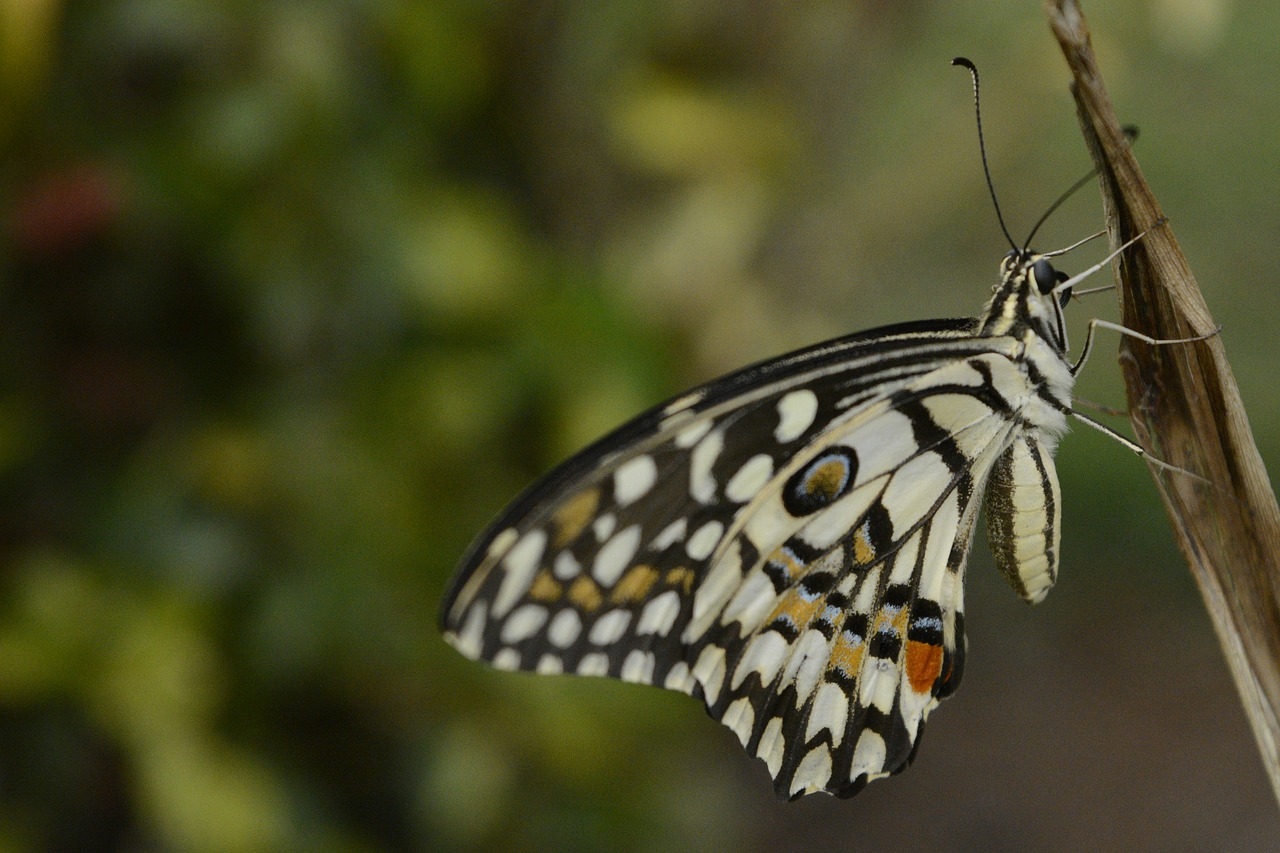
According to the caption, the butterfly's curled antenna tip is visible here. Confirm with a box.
[951,56,1016,251]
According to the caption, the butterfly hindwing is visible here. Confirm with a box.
[692,354,1026,797]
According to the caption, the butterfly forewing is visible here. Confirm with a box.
[441,251,1077,799]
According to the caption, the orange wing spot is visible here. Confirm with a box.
[552,487,600,547]
[906,640,944,694]
[568,576,603,611]
[665,566,695,594]
[804,458,849,502]
[528,569,562,603]
[829,630,866,678]
[852,523,875,565]
[766,588,823,633]
[610,564,659,604]
[766,546,806,582]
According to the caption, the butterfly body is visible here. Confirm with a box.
[442,249,1076,798]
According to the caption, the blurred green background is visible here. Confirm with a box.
[2,1,1278,850]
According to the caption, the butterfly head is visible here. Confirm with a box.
[986,249,1072,352]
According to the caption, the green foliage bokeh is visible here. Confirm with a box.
[2,2,1278,851]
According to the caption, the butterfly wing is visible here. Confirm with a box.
[441,320,1029,797]
[701,355,1021,797]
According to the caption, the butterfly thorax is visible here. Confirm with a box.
[978,250,1074,443]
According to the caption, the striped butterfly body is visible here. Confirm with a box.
[441,247,1081,799]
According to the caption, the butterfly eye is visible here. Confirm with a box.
[1031,259,1057,294]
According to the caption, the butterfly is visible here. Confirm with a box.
[438,60,1162,799]
[437,235,1115,797]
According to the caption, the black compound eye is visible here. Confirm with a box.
[1031,258,1057,294]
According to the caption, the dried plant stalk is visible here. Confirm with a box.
[1046,0,1280,808]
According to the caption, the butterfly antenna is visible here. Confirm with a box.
[952,57,1017,251]
[1023,125,1139,250]
[1022,169,1099,250]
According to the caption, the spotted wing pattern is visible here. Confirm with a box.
[440,287,1072,797]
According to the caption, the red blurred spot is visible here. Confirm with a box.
[11,164,126,255]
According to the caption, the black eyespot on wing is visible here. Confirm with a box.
[782,448,858,516]
[1031,258,1057,294]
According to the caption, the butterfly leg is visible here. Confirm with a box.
[1070,317,1221,376]
[1068,410,1211,485]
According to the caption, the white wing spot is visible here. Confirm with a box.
[589,609,632,645]
[620,649,656,683]
[592,512,617,542]
[720,570,781,634]
[553,550,581,580]
[577,652,610,676]
[723,697,755,746]
[689,430,724,503]
[450,602,487,658]
[807,682,850,748]
[724,453,775,503]
[651,518,687,551]
[637,590,681,636]
[547,609,583,648]
[614,455,658,506]
[865,657,900,713]
[685,520,724,561]
[674,419,713,449]
[785,630,832,703]
[791,746,833,797]
[536,654,563,674]
[687,542,744,637]
[693,645,728,705]
[663,390,704,417]
[492,648,521,671]
[592,524,642,585]
[493,529,547,617]
[775,389,819,443]
[853,565,882,613]
[486,527,519,559]
[851,729,887,776]
[499,604,548,644]
[732,630,789,690]
[664,661,696,693]
[743,499,792,551]
[758,717,786,777]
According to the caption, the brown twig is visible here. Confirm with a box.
[1046,0,1280,808]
